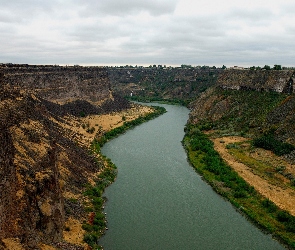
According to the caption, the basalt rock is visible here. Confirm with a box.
[107,67,222,100]
[0,88,64,248]
[217,69,295,93]
[0,65,124,248]
[0,64,111,105]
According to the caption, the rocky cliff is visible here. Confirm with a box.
[217,69,295,93]
[0,65,130,249]
[1,64,110,104]
[189,69,295,147]
[3,63,295,248]
[108,67,222,101]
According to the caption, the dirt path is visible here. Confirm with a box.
[212,136,295,215]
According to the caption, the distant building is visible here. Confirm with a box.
[230,66,245,70]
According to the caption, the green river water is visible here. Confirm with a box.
[99,103,285,250]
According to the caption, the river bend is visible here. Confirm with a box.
[99,103,284,250]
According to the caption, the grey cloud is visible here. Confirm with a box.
[0,0,295,67]
[226,8,274,24]
[77,0,177,17]
[0,0,56,22]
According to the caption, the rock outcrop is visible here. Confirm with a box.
[0,64,110,104]
[0,65,129,249]
[217,69,295,93]
[0,86,65,248]
[189,69,295,149]
[108,67,222,100]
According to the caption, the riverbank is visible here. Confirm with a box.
[183,125,295,249]
[127,96,191,106]
[63,103,166,249]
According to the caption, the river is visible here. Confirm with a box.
[99,103,285,250]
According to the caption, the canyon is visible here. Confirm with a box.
[1,63,295,249]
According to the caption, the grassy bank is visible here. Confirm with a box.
[183,124,295,249]
[82,105,166,249]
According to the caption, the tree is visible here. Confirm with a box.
[273,64,282,70]
[222,65,227,69]
[263,65,271,70]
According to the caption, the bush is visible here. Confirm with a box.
[277,210,291,222]
[233,190,247,198]
[261,198,277,213]
[87,127,95,134]
[187,126,254,198]
[286,218,295,232]
[226,143,240,149]
[83,233,99,245]
[253,134,295,156]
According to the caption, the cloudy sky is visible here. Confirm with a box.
[1,0,295,67]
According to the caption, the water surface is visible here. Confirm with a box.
[99,103,285,250]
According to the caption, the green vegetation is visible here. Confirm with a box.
[273,64,282,70]
[206,89,287,135]
[249,65,282,70]
[263,65,271,70]
[184,125,255,199]
[183,124,295,249]
[253,133,295,156]
[127,96,191,106]
[82,105,166,249]
[82,147,116,249]
[110,67,221,104]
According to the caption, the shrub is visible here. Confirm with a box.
[286,218,295,232]
[87,127,95,134]
[226,143,240,149]
[233,190,247,198]
[253,134,295,156]
[261,198,277,213]
[277,210,291,222]
[275,165,286,173]
[83,233,98,245]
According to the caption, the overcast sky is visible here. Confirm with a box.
[1,0,295,67]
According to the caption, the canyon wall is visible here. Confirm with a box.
[0,64,111,104]
[217,69,295,93]
[2,64,295,248]
[189,69,295,146]
[108,67,222,101]
[0,65,123,249]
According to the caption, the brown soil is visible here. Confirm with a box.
[212,136,295,215]
[1,238,24,250]
[63,218,87,247]
[57,104,153,148]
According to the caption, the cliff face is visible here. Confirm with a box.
[217,69,295,93]
[0,87,65,248]
[1,65,111,104]
[108,67,222,101]
[0,65,128,249]
[109,68,295,102]
[189,70,295,146]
